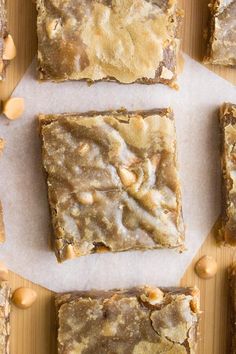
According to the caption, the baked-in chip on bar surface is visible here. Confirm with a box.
[204,0,236,66]
[39,109,185,262]
[0,282,10,354]
[229,264,236,353]
[55,286,200,354]
[36,0,183,86]
[0,0,8,80]
[219,103,236,245]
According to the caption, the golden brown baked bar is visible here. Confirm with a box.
[36,0,183,87]
[0,0,8,80]
[229,264,236,353]
[204,0,236,66]
[219,103,236,245]
[39,109,185,262]
[55,286,200,354]
[0,282,10,354]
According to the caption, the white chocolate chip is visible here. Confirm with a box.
[160,67,174,80]
[3,97,25,120]
[118,167,137,187]
[3,34,16,60]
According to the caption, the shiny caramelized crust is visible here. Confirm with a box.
[204,0,236,66]
[0,282,10,354]
[219,103,236,245]
[55,286,200,354]
[36,0,183,86]
[0,0,8,80]
[39,109,185,262]
[229,264,236,353]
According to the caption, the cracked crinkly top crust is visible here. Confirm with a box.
[40,109,185,262]
[36,0,182,85]
[55,286,200,354]
[0,0,8,80]
[205,0,236,65]
[0,282,10,354]
[219,103,236,245]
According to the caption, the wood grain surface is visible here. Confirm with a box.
[0,1,235,353]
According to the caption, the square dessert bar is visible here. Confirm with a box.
[229,264,236,353]
[219,103,236,245]
[205,0,236,66]
[55,286,200,354]
[0,282,10,354]
[0,0,7,80]
[39,109,185,262]
[36,0,183,86]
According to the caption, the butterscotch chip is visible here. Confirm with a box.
[195,255,217,279]
[3,97,25,120]
[39,109,185,262]
[64,244,76,260]
[55,286,200,354]
[219,103,236,245]
[36,0,183,87]
[140,287,164,305]
[12,287,37,309]
[204,0,236,66]
[3,34,16,60]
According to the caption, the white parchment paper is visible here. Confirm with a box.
[0,55,235,292]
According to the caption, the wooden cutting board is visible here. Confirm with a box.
[0,0,236,353]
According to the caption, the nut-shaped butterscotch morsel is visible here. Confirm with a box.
[2,97,25,120]
[3,34,16,60]
[0,261,8,281]
[140,287,164,305]
[118,167,137,187]
[12,288,37,309]
[195,255,217,279]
